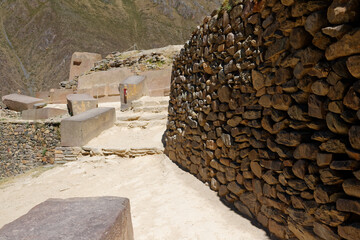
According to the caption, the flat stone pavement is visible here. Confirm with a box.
[0,155,269,240]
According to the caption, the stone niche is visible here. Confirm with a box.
[164,1,360,239]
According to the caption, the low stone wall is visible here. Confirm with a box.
[0,121,60,179]
[54,147,84,164]
[164,1,360,239]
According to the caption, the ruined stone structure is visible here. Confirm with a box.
[69,52,102,81]
[164,0,360,239]
[0,121,60,178]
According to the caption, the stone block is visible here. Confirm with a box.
[347,55,360,79]
[119,76,146,110]
[313,222,340,240]
[337,198,360,215]
[49,89,74,104]
[107,83,120,96]
[326,29,360,60]
[78,68,133,90]
[35,91,50,103]
[22,108,67,120]
[343,178,360,198]
[93,84,106,98]
[66,94,98,116]
[338,223,360,240]
[141,66,172,96]
[69,52,102,80]
[60,107,115,147]
[2,94,44,112]
[77,88,93,96]
[0,197,133,240]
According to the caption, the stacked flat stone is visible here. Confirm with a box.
[164,0,360,239]
[92,52,169,72]
[0,122,60,179]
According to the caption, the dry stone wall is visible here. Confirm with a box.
[164,0,360,239]
[0,121,60,179]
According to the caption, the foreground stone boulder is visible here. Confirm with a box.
[61,107,115,147]
[0,197,133,240]
[66,94,98,116]
[2,94,44,112]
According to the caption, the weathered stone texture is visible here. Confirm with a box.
[164,1,360,239]
[0,197,134,240]
[0,121,60,179]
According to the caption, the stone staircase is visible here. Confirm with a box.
[55,96,169,163]
[115,96,169,128]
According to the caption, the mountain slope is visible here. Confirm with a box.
[0,0,221,97]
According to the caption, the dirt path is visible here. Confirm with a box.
[0,154,269,240]
[85,125,166,150]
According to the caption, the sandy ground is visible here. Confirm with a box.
[0,155,269,240]
[85,125,166,150]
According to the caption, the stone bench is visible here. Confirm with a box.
[2,94,44,112]
[66,94,98,116]
[61,107,115,147]
[0,197,134,240]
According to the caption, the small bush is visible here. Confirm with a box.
[221,0,233,12]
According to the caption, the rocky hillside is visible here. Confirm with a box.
[0,0,221,97]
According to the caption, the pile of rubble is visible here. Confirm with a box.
[92,52,170,72]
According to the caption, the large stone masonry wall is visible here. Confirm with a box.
[164,0,360,239]
[0,121,60,179]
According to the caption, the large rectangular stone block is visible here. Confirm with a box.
[66,94,98,116]
[35,91,50,103]
[93,84,106,98]
[22,108,68,120]
[119,76,146,110]
[77,68,133,90]
[69,52,102,80]
[0,197,134,240]
[2,94,44,112]
[107,83,120,96]
[50,89,74,104]
[142,66,171,96]
[61,107,115,147]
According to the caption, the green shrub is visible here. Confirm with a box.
[221,0,233,12]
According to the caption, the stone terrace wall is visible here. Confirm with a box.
[0,122,60,179]
[164,0,360,239]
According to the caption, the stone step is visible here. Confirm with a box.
[115,119,167,128]
[130,96,169,108]
[81,146,164,158]
[132,105,168,113]
[116,112,168,121]
[102,147,164,158]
